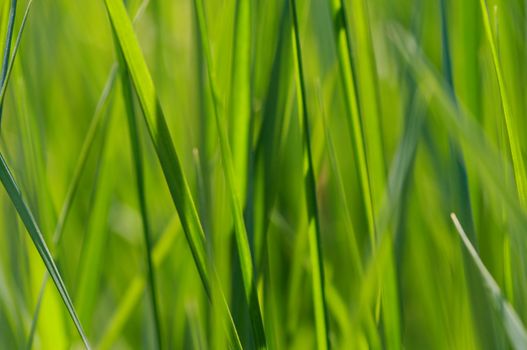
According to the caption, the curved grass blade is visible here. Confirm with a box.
[451,213,527,349]
[289,1,329,348]
[479,0,527,206]
[102,1,242,348]
[0,0,16,121]
[0,0,32,116]
[0,153,90,348]
[192,0,266,347]
[121,66,163,349]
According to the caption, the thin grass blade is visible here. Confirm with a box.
[0,0,16,121]
[102,2,243,348]
[290,1,330,348]
[121,66,163,349]
[479,0,527,206]
[0,0,31,115]
[451,213,527,349]
[191,0,267,347]
[0,153,89,348]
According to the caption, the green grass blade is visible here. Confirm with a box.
[52,65,118,244]
[103,2,243,348]
[329,0,376,247]
[25,63,117,348]
[451,213,527,349]
[74,112,115,326]
[191,0,267,347]
[230,0,251,201]
[346,0,386,215]
[97,215,179,350]
[25,272,46,350]
[439,1,500,347]
[104,0,209,297]
[120,66,163,349]
[290,1,330,348]
[479,0,527,206]
[0,0,31,117]
[390,24,527,238]
[0,0,16,120]
[330,0,401,346]
[0,153,90,348]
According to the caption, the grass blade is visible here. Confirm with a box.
[329,0,376,247]
[25,63,117,349]
[451,213,527,349]
[104,0,209,299]
[103,1,243,348]
[290,1,330,348]
[191,0,267,347]
[0,153,89,348]
[121,66,163,349]
[0,0,31,118]
[230,0,251,201]
[97,215,179,350]
[0,0,16,121]
[479,0,527,206]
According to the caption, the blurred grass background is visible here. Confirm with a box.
[1,0,527,349]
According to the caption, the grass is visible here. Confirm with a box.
[1,0,527,349]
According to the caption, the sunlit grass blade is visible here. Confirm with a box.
[330,0,400,345]
[0,153,89,348]
[192,0,267,347]
[103,1,243,348]
[120,66,163,349]
[104,0,209,300]
[26,3,148,340]
[346,0,386,216]
[478,0,527,206]
[0,0,16,121]
[0,0,31,117]
[290,1,330,348]
[451,213,527,349]
[230,0,251,201]
[329,0,375,247]
[25,63,117,348]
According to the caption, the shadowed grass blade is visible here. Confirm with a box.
[290,1,330,348]
[451,213,527,349]
[0,153,89,348]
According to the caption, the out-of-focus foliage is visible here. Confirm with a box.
[0,0,526,349]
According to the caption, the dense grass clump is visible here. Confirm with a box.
[1,0,527,349]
